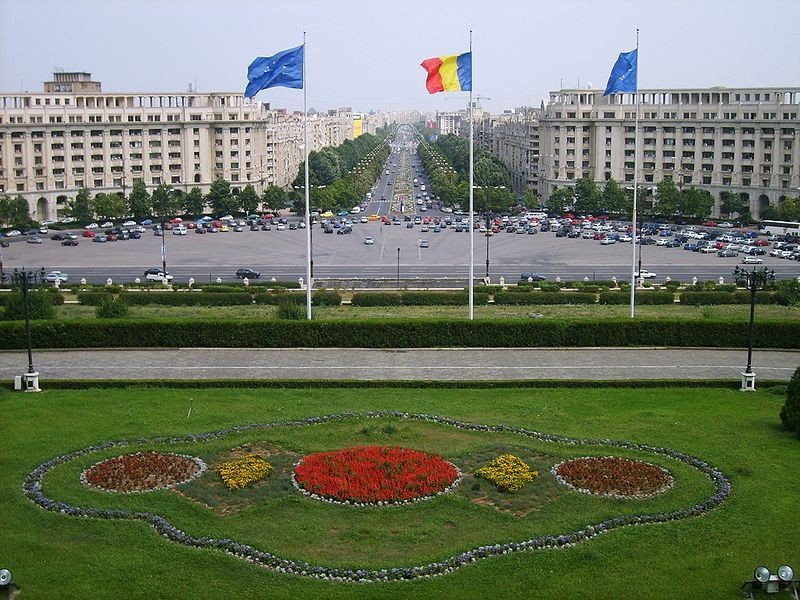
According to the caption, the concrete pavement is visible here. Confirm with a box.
[1,348,797,382]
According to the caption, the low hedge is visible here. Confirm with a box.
[0,291,64,307]
[122,292,253,306]
[351,292,403,306]
[599,291,675,305]
[0,318,797,349]
[493,292,596,305]
[400,292,489,306]
[678,291,782,305]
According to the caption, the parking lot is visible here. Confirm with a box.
[3,216,799,285]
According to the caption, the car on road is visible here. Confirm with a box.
[61,239,79,246]
[235,268,260,279]
[92,235,107,243]
[717,249,738,257]
[44,271,69,283]
[520,272,546,281]
[741,255,763,264]
[50,233,68,241]
[26,236,44,244]
[364,236,374,245]
[600,237,617,245]
[634,270,657,279]
[144,268,173,282]
[419,239,430,248]
[0,240,9,248]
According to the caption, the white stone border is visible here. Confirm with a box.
[551,456,674,500]
[80,451,207,494]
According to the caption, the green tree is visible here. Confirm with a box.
[151,184,180,219]
[5,195,35,229]
[680,188,714,220]
[777,196,800,222]
[262,185,287,212]
[601,179,626,215]
[127,181,151,221]
[238,184,260,215]
[69,188,93,223]
[720,190,746,218]
[206,178,236,215]
[183,187,205,217]
[546,187,574,216]
[655,179,680,217]
[522,188,539,209]
[92,192,126,221]
[0,195,12,226]
[573,178,600,214]
[1,289,55,320]
[779,366,800,436]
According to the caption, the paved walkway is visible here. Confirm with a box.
[1,348,797,382]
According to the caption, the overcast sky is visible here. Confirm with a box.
[2,0,798,114]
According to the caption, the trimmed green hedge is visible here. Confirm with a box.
[0,291,64,307]
[599,291,675,305]
[1,318,797,349]
[351,292,403,306]
[400,292,489,306]
[678,291,782,305]
[493,292,596,305]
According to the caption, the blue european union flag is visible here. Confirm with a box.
[244,45,304,98]
[603,49,637,96]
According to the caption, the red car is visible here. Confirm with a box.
[82,230,96,238]
[702,221,717,227]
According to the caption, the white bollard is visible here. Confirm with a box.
[188,277,195,288]
[134,277,141,284]
[106,277,113,286]
[718,276,724,285]
[692,276,698,286]
[80,277,87,286]
[243,277,249,287]
[216,277,222,284]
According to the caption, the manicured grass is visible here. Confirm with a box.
[2,386,798,599]
[53,302,800,321]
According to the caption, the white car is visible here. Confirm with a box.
[656,239,669,246]
[122,220,136,227]
[144,268,174,282]
[634,270,657,279]
[44,271,69,283]
[618,234,633,243]
[60,217,77,224]
[276,223,286,231]
[6,229,21,237]
[364,236,374,245]
[600,237,617,245]
[85,223,99,230]
[718,222,734,228]
[172,225,187,235]
[741,256,763,264]
[100,221,114,228]
[360,216,368,223]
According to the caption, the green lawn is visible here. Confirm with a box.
[2,386,798,599]
[53,302,800,321]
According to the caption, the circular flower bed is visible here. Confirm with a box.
[552,456,674,499]
[293,445,461,506]
[82,452,206,493]
[475,453,539,492]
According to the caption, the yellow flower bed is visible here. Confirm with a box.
[217,455,273,490]
[475,454,539,493]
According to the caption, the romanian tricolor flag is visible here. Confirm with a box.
[421,52,472,94]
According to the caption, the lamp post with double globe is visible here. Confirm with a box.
[734,265,776,391]
[10,268,41,391]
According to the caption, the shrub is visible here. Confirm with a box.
[665,280,682,291]
[351,292,403,306]
[775,280,800,306]
[312,290,342,307]
[779,366,800,435]
[254,292,304,305]
[679,292,747,306]
[121,292,252,306]
[95,296,130,319]
[400,292,489,306]
[1,290,57,320]
[538,283,561,293]
[276,298,306,320]
[599,291,675,305]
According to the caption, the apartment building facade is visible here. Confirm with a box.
[0,72,356,221]
[487,108,540,195]
[538,87,800,218]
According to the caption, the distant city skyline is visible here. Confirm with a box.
[1,0,799,114]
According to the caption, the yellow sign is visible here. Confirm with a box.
[353,118,363,138]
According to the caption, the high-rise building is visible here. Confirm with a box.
[538,87,800,218]
[0,72,357,221]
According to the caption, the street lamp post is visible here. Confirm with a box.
[10,268,40,391]
[733,265,776,391]
[485,211,491,280]
[396,247,400,287]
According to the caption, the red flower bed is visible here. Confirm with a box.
[553,456,673,498]
[82,452,205,493]
[293,446,459,504]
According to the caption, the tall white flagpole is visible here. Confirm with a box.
[468,29,475,320]
[629,28,640,319]
[303,31,312,320]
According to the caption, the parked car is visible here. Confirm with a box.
[122,220,137,227]
[741,255,763,264]
[5,230,21,237]
[235,268,260,279]
[364,236,374,245]
[144,268,173,282]
[50,233,68,241]
[92,235,107,243]
[520,272,546,281]
[85,223,99,230]
[44,271,69,283]
[172,225,188,235]
[717,249,738,257]
[26,236,44,244]
[60,238,79,246]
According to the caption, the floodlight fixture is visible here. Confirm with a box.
[743,564,798,598]
[0,568,12,588]
[778,565,795,583]
[755,566,771,584]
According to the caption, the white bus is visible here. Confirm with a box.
[759,220,800,236]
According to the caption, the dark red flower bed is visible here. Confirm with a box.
[83,452,205,492]
[293,446,459,504]
[553,456,673,498]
